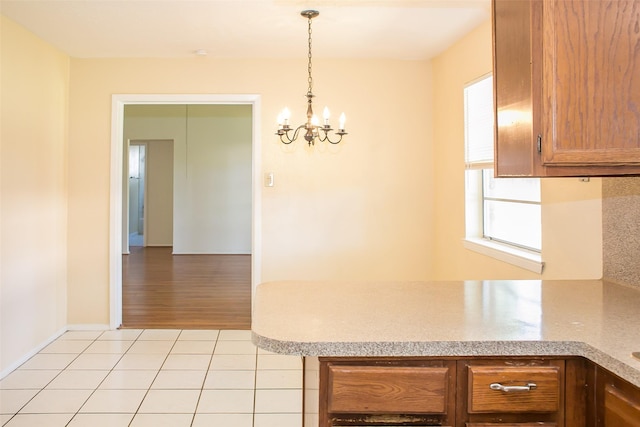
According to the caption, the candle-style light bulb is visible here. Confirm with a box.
[323,107,330,125]
[339,113,346,130]
[283,107,291,125]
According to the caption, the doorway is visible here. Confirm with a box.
[128,143,146,248]
[109,94,262,329]
[124,138,175,253]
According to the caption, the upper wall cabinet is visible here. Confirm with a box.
[493,0,640,177]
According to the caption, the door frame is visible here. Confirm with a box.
[109,94,262,329]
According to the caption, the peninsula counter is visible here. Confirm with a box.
[251,280,640,425]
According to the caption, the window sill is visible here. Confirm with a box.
[463,238,544,274]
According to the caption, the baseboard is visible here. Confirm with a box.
[66,323,111,331]
[0,323,112,380]
[0,326,67,380]
[171,251,252,255]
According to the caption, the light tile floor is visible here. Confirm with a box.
[0,329,302,427]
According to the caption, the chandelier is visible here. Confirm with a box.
[276,10,347,146]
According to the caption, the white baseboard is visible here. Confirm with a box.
[0,323,112,380]
[0,327,67,380]
[66,323,111,331]
[171,251,252,255]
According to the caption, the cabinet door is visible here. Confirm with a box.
[604,384,640,426]
[596,365,640,427]
[541,0,640,168]
[493,0,543,177]
[493,0,640,176]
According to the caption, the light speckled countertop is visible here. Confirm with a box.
[251,279,640,387]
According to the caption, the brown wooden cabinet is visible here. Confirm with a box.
[316,357,583,427]
[492,0,640,177]
[596,365,640,427]
[313,356,640,427]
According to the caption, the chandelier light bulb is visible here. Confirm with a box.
[339,113,346,130]
[323,107,330,125]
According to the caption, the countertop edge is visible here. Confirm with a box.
[251,332,640,388]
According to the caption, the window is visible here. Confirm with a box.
[464,74,543,273]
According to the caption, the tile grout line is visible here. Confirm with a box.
[6,331,104,426]
[253,345,259,427]
[189,329,220,427]
[125,329,183,427]
[67,329,143,427]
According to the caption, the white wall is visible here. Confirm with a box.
[175,104,252,254]
[123,104,252,254]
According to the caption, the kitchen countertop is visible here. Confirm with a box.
[251,279,640,387]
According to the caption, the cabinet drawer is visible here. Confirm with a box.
[328,365,449,414]
[468,366,559,413]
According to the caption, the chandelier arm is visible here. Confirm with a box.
[321,130,345,145]
[279,134,294,145]
[279,125,307,144]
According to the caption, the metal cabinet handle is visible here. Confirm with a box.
[490,382,537,392]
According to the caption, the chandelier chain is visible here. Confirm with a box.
[307,14,313,97]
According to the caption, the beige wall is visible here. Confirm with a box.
[67,57,436,324]
[431,20,602,280]
[1,16,70,375]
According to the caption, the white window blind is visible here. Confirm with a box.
[464,75,494,169]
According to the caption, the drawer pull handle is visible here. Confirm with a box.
[490,382,537,392]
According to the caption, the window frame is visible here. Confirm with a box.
[463,74,544,274]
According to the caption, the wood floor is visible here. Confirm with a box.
[122,247,251,330]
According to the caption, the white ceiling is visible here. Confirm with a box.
[0,0,490,60]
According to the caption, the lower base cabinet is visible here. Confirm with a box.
[597,366,640,427]
[318,357,573,427]
[312,356,640,427]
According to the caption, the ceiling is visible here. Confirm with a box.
[0,0,490,60]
